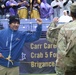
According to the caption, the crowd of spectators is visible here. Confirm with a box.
[0,0,53,20]
[0,0,75,21]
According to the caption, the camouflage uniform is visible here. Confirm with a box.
[56,20,76,75]
[46,22,65,75]
[46,2,76,75]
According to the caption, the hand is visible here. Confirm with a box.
[36,18,42,25]
[10,3,16,6]
[53,17,59,24]
[23,1,26,3]
[0,53,4,58]
[1,4,5,8]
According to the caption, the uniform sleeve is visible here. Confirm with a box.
[46,22,63,44]
[56,27,67,67]
[46,22,56,41]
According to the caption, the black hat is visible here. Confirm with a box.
[9,16,20,24]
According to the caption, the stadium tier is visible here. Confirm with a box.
[0,19,51,38]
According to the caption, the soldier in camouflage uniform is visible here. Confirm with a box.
[46,17,65,75]
[46,2,76,75]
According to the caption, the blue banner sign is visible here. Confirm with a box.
[19,38,57,74]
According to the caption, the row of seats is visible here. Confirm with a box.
[0,19,51,31]
[0,19,66,38]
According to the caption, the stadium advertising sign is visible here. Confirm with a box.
[19,38,57,74]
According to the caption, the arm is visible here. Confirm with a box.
[63,0,69,6]
[25,18,42,42]
[46,17,59,43]
[42,7,53,18]
[51,1,59,8]
[6,1,19,9]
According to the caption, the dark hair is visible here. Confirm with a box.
[9,16,20,24]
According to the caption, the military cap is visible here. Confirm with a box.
[70,2,76,13]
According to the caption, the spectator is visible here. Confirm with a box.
[59,10,73,23]
[51,0,61,18]
[0,0,6,19]
[30,0,41,19]
[17,0,30,19]
[63,0,74,15]
[59,0,64,16]
[40,0,53,20]
[6,0,20,16]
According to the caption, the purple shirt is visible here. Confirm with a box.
[6,0,18,16]
[40,0,53,18]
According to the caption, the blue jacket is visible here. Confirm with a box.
[0,24,42,68]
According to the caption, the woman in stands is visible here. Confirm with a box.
[40,0,53,20]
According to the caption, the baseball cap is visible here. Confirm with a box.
[9,16,20,24]
[70,2,76,13]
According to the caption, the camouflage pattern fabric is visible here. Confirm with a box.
[46,20,76,75]
[46,22,64,44]
[56,20,76,75]
[46,22,65,75]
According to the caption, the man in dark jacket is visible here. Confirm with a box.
[0,15,42,75]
